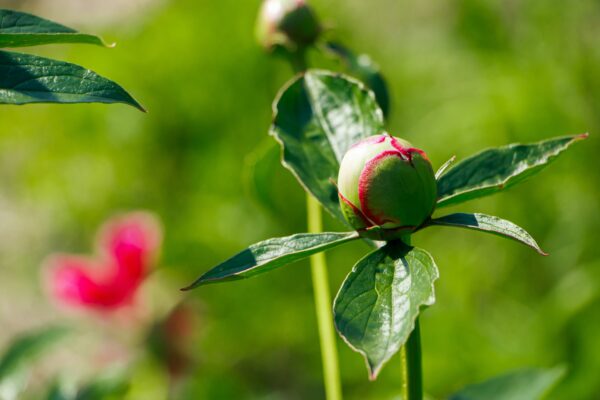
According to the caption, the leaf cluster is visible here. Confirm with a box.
[0,9,143,110]
[186,69,586,379]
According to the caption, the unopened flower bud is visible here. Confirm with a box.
[337,134,437,240]
[256,0,321,51]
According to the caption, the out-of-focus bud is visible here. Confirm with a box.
[256,0,321,51]
[337,134,437,240]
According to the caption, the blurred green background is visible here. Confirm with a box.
[0,0,599,398]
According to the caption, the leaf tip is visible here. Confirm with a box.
[181,274,217,290]
[575,132,589,141]
[133,101,147,113]
[367,363,381,381]
[180,281,201,291]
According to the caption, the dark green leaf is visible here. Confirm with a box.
[0,50,144,110]
[75,375,129,400]
[47,372,130,400]
[0,9,107,47]
[450,366,566,400]
[183,232,359,290]
[0,326,68,382]
[271,69,385,223]
[46,382,71,400]
[437,134,588,207]
[322,42,390,117]
[334,242,438,379]
[429,213,547,255]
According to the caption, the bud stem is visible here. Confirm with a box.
[399,235,424,400]
[307,195,343,400]
[288,48,308,73]
[401,317,423,400]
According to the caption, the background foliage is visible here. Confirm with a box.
[0,0,598,399]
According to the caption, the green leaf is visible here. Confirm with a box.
[47,371,130,400]
[437,134,588,208]
[333,242,439,379]
[429,213,547,255]
[0,9,107,47]
[46,384,71,400]
[271,69,385,223]
[75,375,129,400]
[450,366,566,400]
[182,231,359,290]
[0,326,68,382]
[46,380,76,400]
[0,50,144,110]
[322,42,390,117]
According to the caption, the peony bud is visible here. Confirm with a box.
[256,0,321,51]
[337,134,437,240]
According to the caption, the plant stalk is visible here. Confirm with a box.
[307,194,343,400]
[288,48,308,73]
[286,48,342,400]
[401,317,423,400]
[400,234,423,400]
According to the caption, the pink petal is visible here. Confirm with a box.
[45,256,133,309]
[43,211,163,312]
[97,212,162,279]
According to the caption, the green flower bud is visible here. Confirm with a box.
[337,134,437,240]
[256,0,321,51]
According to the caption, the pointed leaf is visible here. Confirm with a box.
[183,232,359,290]
[46,383,71,400]
[429,213,547,255]
[270,69,385,223]
[334,242,439,379]
[0,50,144,110]
[450,366,566,400]
[0,326,68,382]
[75,374,130,400]
[437,134,588,208]
[46,382,70,400]
[0,9,107,47]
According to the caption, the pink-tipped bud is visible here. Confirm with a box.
[337,134,437,240]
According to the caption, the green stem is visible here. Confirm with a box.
[287,47,341,400]
[400,235,423,400]
[288,48,308,73]
[307,194,343,400]
[288,49,342,400]
[401,317,423,400]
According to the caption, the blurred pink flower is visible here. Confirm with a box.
[44,212,162,311]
